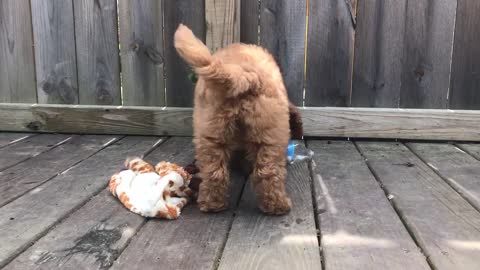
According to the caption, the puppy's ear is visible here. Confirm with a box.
[289,102,303,140]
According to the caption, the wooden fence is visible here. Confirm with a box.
[1,0,480,140]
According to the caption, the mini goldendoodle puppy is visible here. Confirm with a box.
[174,24,299,215]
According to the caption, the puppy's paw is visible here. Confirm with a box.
[197,200,229,213]
[197,191,229,213]
[259,196,292,215]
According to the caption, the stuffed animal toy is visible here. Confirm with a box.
[109,157,194,219]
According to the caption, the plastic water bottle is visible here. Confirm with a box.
[286,141,314,164]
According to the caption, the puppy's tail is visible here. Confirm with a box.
[174,24,258,95]
[288,102,304,140]
[174,24,213,69]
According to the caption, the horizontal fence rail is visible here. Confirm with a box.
[1,103,479,141]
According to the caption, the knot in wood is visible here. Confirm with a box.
[96,79,114,105]
[414,67,425,81]
[130,41,141,52]
[145,46,164,65]
[26,121,43,131]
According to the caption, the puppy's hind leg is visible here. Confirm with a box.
[248,143,292,215]
[195,137,232,212]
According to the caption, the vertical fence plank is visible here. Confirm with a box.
[0,0,36,103]
[234,0,241,43]
[164,0,205,107]
[351,0,406,107]
[74,0,120,105]
[205,0,240,52]
[118,0,165,106]
[74,0,121,105]
[240,0,258,44]
[305,0,355,107]
[31,0,78,104]
[450,0,480,109]
[260,0,307,106]
[399,0,457,109]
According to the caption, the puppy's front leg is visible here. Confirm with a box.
[195,138,231,212]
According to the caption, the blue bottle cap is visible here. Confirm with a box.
[287,140,295,161]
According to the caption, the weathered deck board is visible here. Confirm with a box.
[356,142,480,270]
[0,0,37,103]
[0,133,33,148]
[0,134,71,171]
[0,136,161,267]
[308,140,429,270]
[260,0,306,106]
[407,143,480,212]
[1,133,480,269]
[305,0,355,106]
[4,190,145,270]
[112,137,246,270]
[164,0,205,107]
[218,144,321,270]
[456,143,480,160]
[74,0,121,105]
[0,135,118,207]
[31,0,78,104]
[118,0,165,106]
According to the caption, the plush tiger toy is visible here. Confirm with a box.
[109,158,194,219]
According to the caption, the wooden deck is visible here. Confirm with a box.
[0,133,480,270]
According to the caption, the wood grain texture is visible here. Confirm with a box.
[301,107,480,141]
[240,0,258,44]
[205,0,240,52]
[0,134,71,171]
[0,0,36,103]
[305,0,355,106]
[31,0,78,104]
[0,104,193,136]
[407,143,480,212]
[218,142,321,270]
[164,0,205,107]
[111,137,247,270]
[118,0,165,106]
[400,0,457,109]
[0,136,159,267]
[351,0,406,107]
[74,0,121,105]
[450,0,480,109]
[456,144,480,160]
[308,140,429,270]
[0,133,33,148]
[260,0,306,105]
[4,190,145,270]
[357,142,480,270]
[2,104,480,141]
[0,135,118,208]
